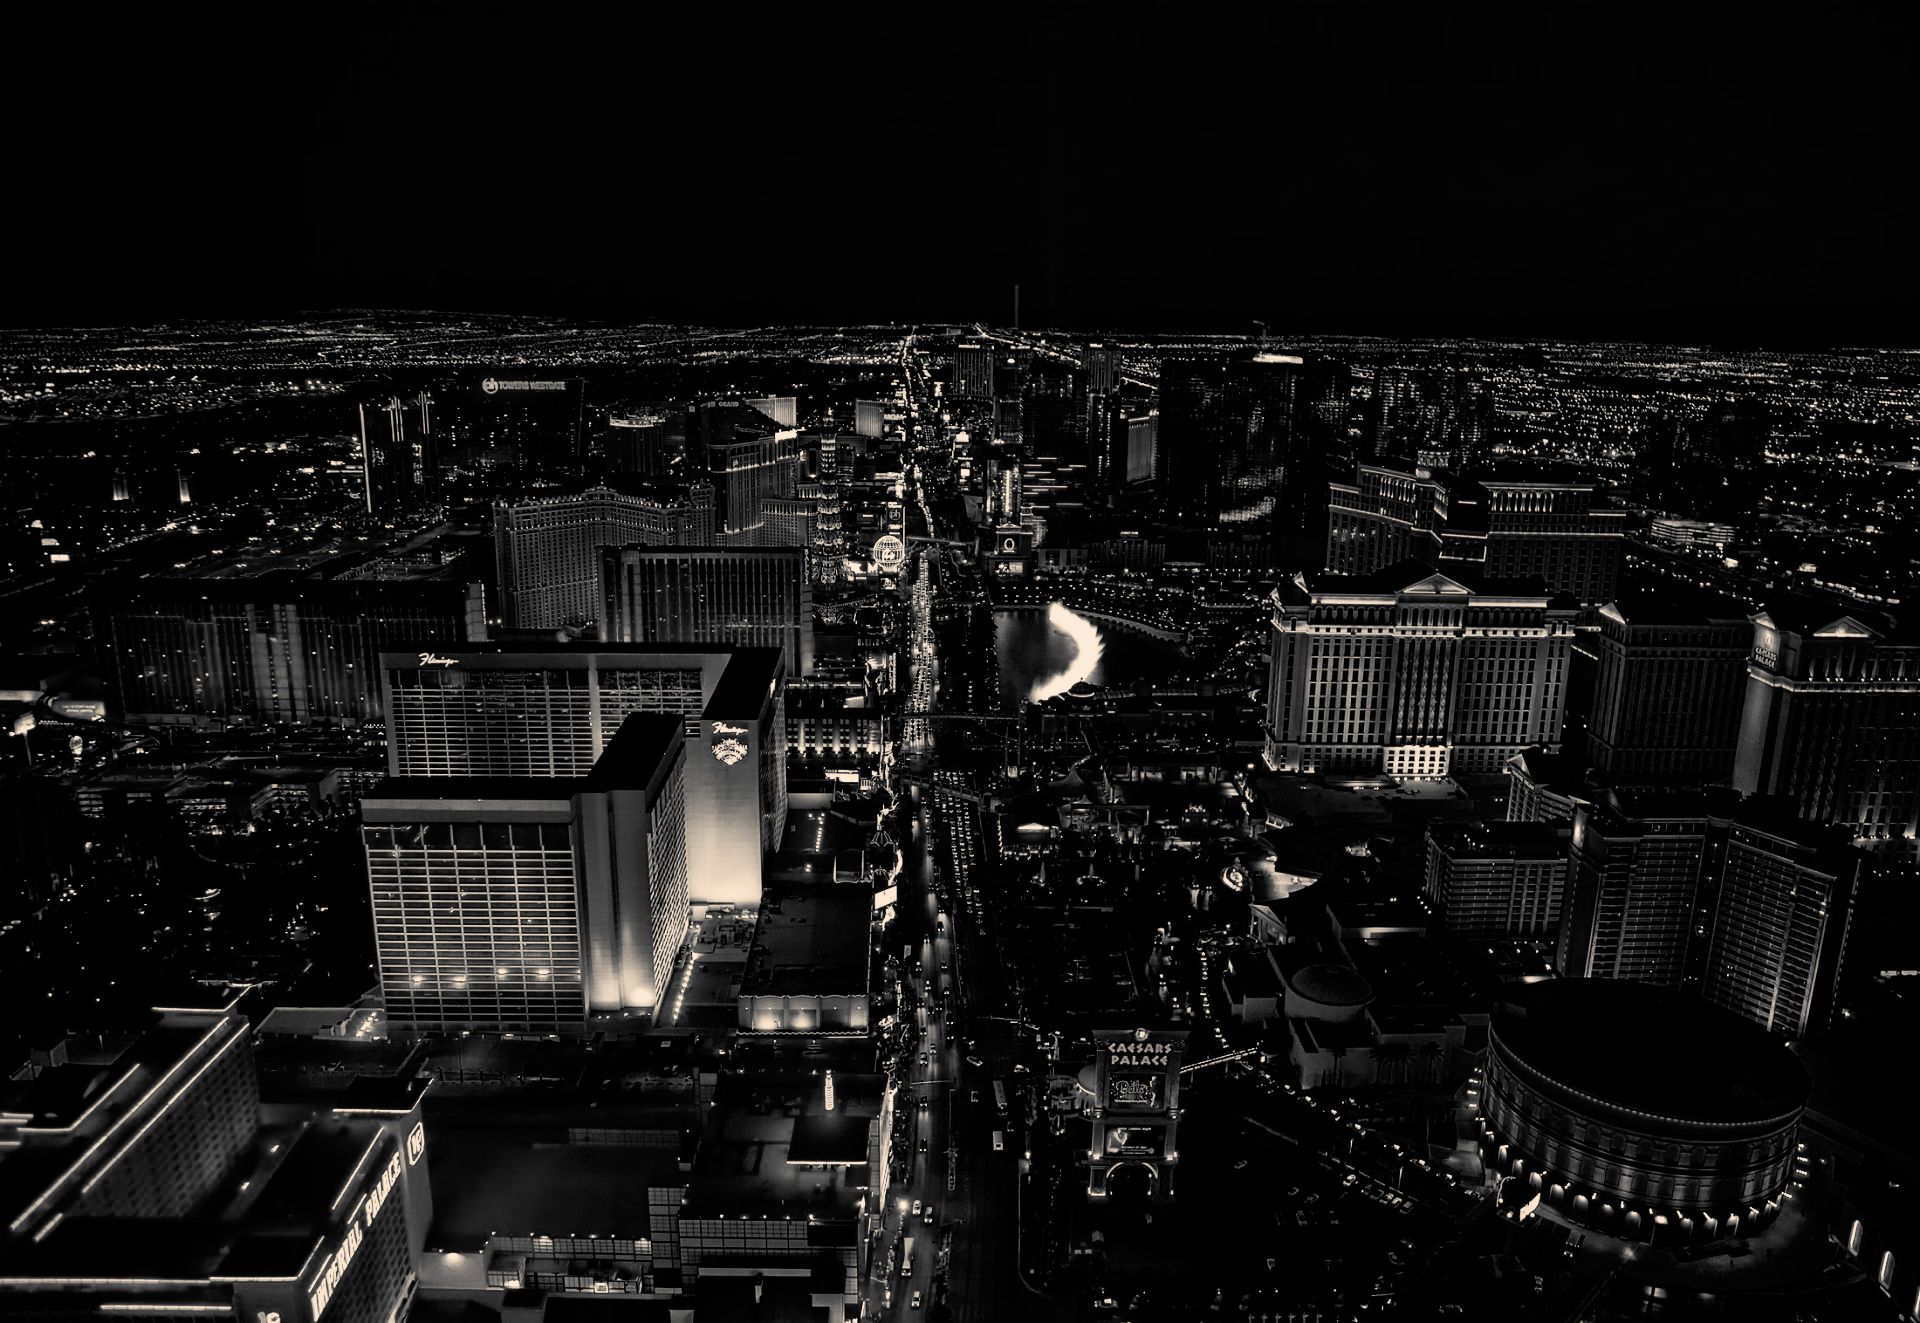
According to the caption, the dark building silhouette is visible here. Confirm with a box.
[1369,366,1492,472]
[447,374,585,470]
[1701,814,1860,1038]
[1155,351,1345,532]
[1082,341,1120,395]
[1558,789,1719,985]
[1638,398,1773,524]
[1155,351,1231,520]
[357,393,437,515]
[953,339,995,400]
[1587,588,1752,786]
[604,411,685,476]
[494,483,715,629]
[94,573,488,727]
[601,545,813,675]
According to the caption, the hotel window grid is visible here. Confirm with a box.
[1266,578,1572,779]
[366,820,588,1033]
[387,665,706,777]
[74,1028,258,1221]
[648,771,690,997]
[1701,832,1852,1038]
[495,487,715,629]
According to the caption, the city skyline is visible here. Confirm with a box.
[5,7,1920,1322]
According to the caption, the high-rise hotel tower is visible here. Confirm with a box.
[363,713,689,1034]
[493,484,715,629]
[380,642,784,907]
[1264,560,1575,781]
[1733,601,1920,846]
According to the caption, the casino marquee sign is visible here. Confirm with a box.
[1106,1037,1176,1070]
[1095,1026,1186,1117]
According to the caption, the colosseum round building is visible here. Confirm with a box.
[1472,980,1809,1245]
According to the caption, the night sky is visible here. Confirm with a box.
[10,2,1917,341]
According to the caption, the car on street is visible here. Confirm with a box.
[912,1199,922,1216]
[910,1291,923,1310]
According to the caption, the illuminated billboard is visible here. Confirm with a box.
[1103,1126,1165,1158]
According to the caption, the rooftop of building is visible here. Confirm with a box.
[1290,1015,1375,1054]
[1598,583,1754,629]
[362,776,586,807]
[1,1020,203,1131]
[1585,784,1734,827]
[252,1033,429,1114]
[1492,980,1809,1126]
[1252,772,1476,833]
[1468,463,1603,491]
[1755,593,1920,644]
[1004,905,1174,1028]
[538,1299,680,1323]
[1220,949,1287,1003]
[0,1011,244,1228]
[1351,458,1601,492]
[0,1115,395,1286]
[425,1125,685,1249]
[702,647,785,718]
[692,1271,848,1323]
[1722,796,1861,861]
[586,713,685,795]
[1429,820,1571,861]
[1281,558,1566,605]
[681,1069,879,1219]
[738,885,872,999]
[782,684,878,713]
[1287,962,1375,1008]
[766,809,874,888]
[1504,746,1586,795]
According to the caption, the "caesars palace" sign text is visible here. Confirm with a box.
[1106,1041,1176,1070]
